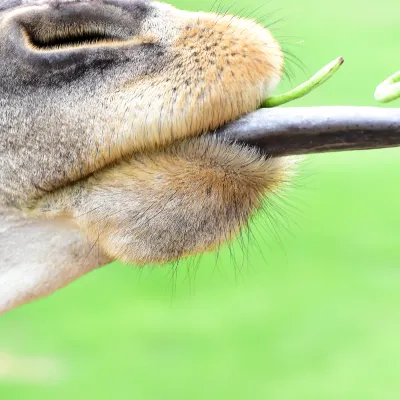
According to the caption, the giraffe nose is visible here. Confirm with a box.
[2,0,145,65]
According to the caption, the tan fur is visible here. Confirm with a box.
[0,0,293,311]
[29,138,295,264]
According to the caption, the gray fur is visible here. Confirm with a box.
[0,0,286,312]
[0,0,179,206]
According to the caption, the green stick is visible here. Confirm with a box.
[262,57,345,108]
[374,71,400,103]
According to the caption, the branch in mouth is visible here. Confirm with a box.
[217,107,400,156]
[228,57,399,156]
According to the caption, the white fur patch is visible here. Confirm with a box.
[0,210,109,313]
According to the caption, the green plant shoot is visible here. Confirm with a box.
[262,57,345,108]
[374,71,400,103]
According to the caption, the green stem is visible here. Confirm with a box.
[374,71,400,103]
[262,57,345,108]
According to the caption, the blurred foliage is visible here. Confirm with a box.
[1,0,400,399]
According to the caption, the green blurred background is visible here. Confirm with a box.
[1,0,400,398]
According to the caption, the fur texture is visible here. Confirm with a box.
[29,138,295,264]
[0,0,293,312]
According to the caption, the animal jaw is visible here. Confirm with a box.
[0,0,290,312]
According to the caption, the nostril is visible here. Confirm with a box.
[6,0,147,54]
[22,24,122,50]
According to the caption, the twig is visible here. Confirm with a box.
[217,107,400,156]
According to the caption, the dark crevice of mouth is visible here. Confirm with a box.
[22,26,125,50]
